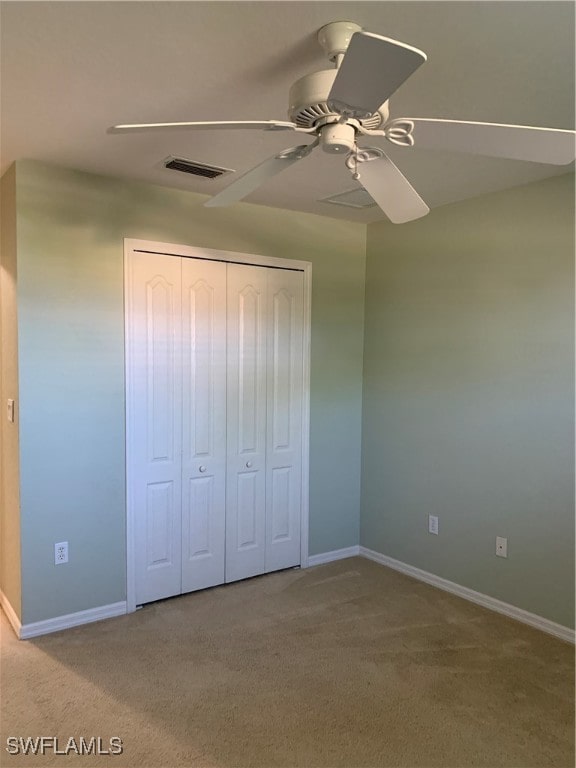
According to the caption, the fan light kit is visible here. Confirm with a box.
[110,21,576,224]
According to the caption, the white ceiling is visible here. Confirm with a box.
[1,1,574,224]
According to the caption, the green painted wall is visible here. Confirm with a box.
[0,164,22,618]
[15,160,365,624]
[361,174,575,628]
[9,159,575,631]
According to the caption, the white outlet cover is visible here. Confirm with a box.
[496,536,508,558]
[428,515,439,535]
[55,541,69,564]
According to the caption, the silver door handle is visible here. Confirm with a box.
[245,461,253,468]
[199,466,207,473]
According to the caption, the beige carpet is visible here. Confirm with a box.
[1,557,574,768]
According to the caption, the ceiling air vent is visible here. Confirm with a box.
[164,156,234,179]
[320,188,377,209]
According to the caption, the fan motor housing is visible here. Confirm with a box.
[288,69,388,131]
[288,69,337,125]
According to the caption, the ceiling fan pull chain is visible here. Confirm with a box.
[352,152,360,180]
[345,145,361,180]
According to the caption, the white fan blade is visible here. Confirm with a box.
[328,32,426,119]
[109,120,302,134]
[357,152,429,224]
[397,118,576,165]
[205,143,316,208]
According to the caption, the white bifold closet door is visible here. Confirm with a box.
[181,257,227,594]
[131,252,183,605]
[129,251,303,606]
[225,265,303,582]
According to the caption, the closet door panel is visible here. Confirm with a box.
[129,252,182,605]
[265,269,304,572]
[181,258,227,592]
[226,264,267,582]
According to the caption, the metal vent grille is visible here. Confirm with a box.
[320,188,377,209]
[164,156,233,179]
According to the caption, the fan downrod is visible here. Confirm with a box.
[317,21,362,63]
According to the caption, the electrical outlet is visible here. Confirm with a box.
[496,536,508,558]
[54,541,68,565]
[428,515,439,535]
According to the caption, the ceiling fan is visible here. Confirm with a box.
[110,21,576,224]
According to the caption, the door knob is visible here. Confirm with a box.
[245,461,253,468]
[199,465,207,473]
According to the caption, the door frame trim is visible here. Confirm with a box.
[124,238,312,613]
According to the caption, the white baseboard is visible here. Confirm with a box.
[0,590,22,638]
[360,547,575,644]
[307,545,360,567]
[6,550,572,644]
[18,602,127,640]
